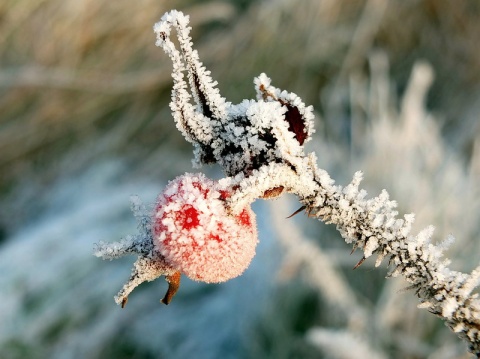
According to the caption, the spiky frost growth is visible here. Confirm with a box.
[153,10,315,176]
[94,196,178,306]
[95,9,480,355]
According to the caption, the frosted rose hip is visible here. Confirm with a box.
[153,173,257,283]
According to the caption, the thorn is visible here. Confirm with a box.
[161,271,181,305]
[353,256,366,270]
[350,243,358,255]
[121,297,128,308]
[286,206,306,219]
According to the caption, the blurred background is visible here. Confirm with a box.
[1,0,479,358]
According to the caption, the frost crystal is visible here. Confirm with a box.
[95,9,480,356]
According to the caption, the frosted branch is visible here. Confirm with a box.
[152,10,480,354]
[96,9,480,355]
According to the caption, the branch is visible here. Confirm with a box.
[95,9,480,355]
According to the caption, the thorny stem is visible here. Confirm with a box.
[301,166,480,355]
[229,156,480,355]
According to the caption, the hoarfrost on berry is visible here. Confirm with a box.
[153,173,258,283]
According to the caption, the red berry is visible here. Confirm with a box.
[152,173,257,283]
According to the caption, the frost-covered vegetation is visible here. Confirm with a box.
[1,1,480,358]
